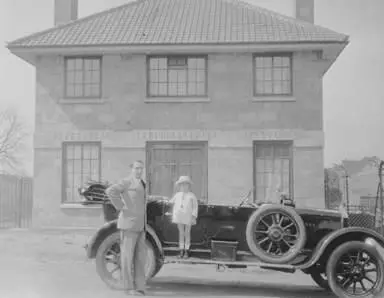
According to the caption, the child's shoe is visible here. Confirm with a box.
[184,249,190,259]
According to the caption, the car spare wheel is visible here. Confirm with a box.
[245,204,306,264]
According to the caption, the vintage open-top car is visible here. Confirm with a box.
[80,181,384,298]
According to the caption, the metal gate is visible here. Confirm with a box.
[346,161,384,235]
[0,174,33,228]
[325,160,384,235]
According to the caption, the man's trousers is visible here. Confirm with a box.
[120,229,147,291]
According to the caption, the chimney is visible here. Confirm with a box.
[54,0,78,26]
[295,0,314,23]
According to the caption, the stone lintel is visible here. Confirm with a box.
[34,129,324,149]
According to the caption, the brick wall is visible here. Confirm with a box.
[32,50,327,227]
[35,51,324,132]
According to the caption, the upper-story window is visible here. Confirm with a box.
[147,55,208,97]
[64,57,102,98]
[253,54,292,96]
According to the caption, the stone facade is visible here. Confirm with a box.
[33,50,327,228]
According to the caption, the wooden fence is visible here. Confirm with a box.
[0,174,33,228]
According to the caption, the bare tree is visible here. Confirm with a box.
[0,108,28,174]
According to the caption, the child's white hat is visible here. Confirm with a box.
[175,176,193,186]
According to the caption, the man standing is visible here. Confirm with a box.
[106,160,147,296]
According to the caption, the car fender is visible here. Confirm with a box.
[146,224,164,258]
[85,220,163,259]
[85,220,118,259]
[298,227,384,270]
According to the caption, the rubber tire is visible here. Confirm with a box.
[95,231,163,291]
[326,241,384,298]
[310,270,330,291]
[245,204,306,264]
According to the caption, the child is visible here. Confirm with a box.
[169,176,199,258]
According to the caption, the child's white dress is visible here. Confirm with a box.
[170,192,198,226]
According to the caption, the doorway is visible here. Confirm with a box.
[146,141,208,246]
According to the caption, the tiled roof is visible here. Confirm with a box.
[7,0,348,48]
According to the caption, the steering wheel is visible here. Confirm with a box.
[239,187,254,207]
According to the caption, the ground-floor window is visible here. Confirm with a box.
[62,142,102,203]
[253,141,293,203]
[146,141,208,202]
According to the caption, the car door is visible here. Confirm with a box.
[160,199,209,247]
[203,204,252,250]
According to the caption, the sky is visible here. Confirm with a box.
[1,0,384,174]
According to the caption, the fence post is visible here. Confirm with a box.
[20,177,24,228]
[16,177,21,228]
[29,179,33,226]
[346,174,350,213]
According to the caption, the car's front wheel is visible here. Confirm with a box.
[310,270,330,291]
[95,231,162,290]
[327,241,384,298]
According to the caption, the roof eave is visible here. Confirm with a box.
[7,40,349,56]
[321,40,350,76]
[6,49,37,66]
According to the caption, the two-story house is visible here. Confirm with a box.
[7,0,349,228]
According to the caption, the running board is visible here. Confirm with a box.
[163,256,296,273]
[163,247,211,253]
[163,247,255,256]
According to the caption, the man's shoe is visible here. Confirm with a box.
[136,290,146,296]
[126,290,145,296]
[178,249,184,258]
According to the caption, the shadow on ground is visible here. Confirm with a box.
[146,277,331,297]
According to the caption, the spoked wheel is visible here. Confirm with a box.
[246,204,306,264]
[327,241,384,298]
[95,231,162,290]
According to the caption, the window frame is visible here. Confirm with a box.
[252,53,293,97]
[64,56,103,99]
[252,140,294,203]
[61,141,102,204]
[146,55,209,98]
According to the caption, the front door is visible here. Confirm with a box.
[146,141,208,247]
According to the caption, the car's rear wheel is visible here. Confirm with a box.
[95,231,162,290]
[326,241,384,298]
[245,204,306,264]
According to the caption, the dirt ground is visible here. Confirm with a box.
[0,228,334,298]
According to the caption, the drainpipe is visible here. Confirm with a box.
[379,161,384,234]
